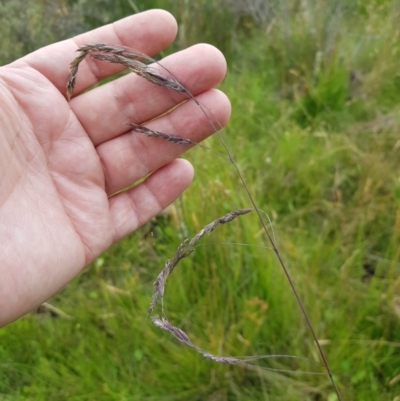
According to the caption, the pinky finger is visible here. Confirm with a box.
[109,159,194,243]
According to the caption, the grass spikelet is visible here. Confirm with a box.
[129,124,195,146]
[66,43,187,100]
[147,209,252,317]
[149,209,323,374]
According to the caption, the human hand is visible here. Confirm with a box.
[0,9,230,326]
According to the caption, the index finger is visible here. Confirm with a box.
[19,10,178,96]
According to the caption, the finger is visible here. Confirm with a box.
[20,10,178,95]
[70,43,227,146]
[98,89,230,195]
[109,158,193,242]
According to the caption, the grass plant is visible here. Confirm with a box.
[1,1,400,400]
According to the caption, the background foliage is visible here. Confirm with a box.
[1,0,400,400]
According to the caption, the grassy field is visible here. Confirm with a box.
[1,0,400,400]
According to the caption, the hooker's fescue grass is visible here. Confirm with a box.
[1,1,400,400]
[66,42,340,395]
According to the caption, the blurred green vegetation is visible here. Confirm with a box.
[1,0,400,400]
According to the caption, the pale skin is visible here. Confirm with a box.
[0,10,230,326]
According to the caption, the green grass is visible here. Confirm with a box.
[2,0,400,400]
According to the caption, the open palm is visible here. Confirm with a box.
[0,10,229,326]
